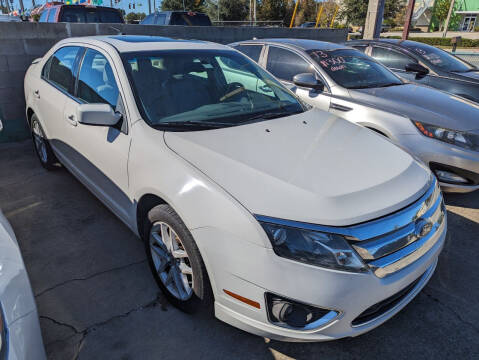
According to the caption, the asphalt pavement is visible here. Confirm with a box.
[0,140,478,360]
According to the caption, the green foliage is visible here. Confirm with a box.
[257,0,295,25]
[125,12,146,23]
[382,36,479,48]
[339,0,403,27]
[161,0,206,12]
[432,0,460,31]
[219,0,249,21]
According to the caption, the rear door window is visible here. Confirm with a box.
[266,46,315,82]
[156,14,166,25]
[142,14,154,24]
[234,45,263,63]
[47,8,56,22]
[371,46,416,70]
[39,9,49,22]
[45,46,82,93]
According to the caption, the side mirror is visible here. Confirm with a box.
[293,73,324,91]
[405,63,429,75]
[77,103,122,127]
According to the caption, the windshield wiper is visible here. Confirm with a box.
[154,121,233,129]
[247,110,303,122]
[349,82,401,89]
[379,82,403,88]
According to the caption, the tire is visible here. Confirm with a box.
[143,204,214,314]
[30,114,58,170]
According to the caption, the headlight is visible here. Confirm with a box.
[258,218,367,273]
[412,120,479,151]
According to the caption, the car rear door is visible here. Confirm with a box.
[265,45,331,111]
[33,46,82,157]
[61,47,132,222]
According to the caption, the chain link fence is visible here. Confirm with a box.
[452,52,479,67]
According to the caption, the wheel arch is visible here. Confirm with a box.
[136,193,168,240]
[26,107,35,127]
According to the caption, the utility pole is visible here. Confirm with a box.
[148,0,151,14]
[253,0,256,26]
[442,0,456,38]
[363,0,386,39]
[402,0,416,40]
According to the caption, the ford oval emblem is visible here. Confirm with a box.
[415,219,433,238]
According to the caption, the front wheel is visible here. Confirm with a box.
[143,204,213,313]
[30,114,58,170]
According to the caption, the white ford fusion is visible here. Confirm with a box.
[24,36,447,341]
[0,203,45,358]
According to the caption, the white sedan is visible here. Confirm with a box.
[0,205,45,359]
[24,35,445,341]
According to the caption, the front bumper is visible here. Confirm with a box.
[192,216,446,342]
[398,134,479,193]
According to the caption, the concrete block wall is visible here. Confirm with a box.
[0,22,347,143]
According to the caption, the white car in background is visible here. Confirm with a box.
[0,144,45,359]
[24,35,446,341]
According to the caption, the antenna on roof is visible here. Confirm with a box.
[110,26,125,35]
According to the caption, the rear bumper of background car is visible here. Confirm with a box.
[398,134,479,193]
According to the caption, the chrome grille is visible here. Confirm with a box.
[348,178,446,278]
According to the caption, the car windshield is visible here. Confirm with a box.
[404,42,476,73]
[122,50,304,130]
[308,48,403,89]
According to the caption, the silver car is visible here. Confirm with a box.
[230,39,479,193]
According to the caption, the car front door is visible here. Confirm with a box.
[61,47,132,222]
[34,46,83,157]
[370,45,430,86]
[265,46,331,111]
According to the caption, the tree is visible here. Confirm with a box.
[125,12,146,23]
[161,0,206,12]
[220,0,249,21]
[203,0,249,22]
[257,0,296,26]
[432,0,459,31]
[338,0,403,27]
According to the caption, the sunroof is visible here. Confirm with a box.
[108,35,202,43]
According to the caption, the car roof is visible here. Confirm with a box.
[232,38,348,51]
[58,35,231,53]
[347,38,432,49]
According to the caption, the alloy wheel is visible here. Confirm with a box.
[32,121,48,163]
[149,221,194,301]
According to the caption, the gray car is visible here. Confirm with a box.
[230,38,479,193]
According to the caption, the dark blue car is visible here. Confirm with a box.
[347,39,479,103]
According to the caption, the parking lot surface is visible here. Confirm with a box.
[1,140,478,360]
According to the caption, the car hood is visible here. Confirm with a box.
[452,70,479,81]
[349,83,479,131]
[164,109,430,226]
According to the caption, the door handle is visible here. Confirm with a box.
[67,114,78,126]
[33,90,40,99]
